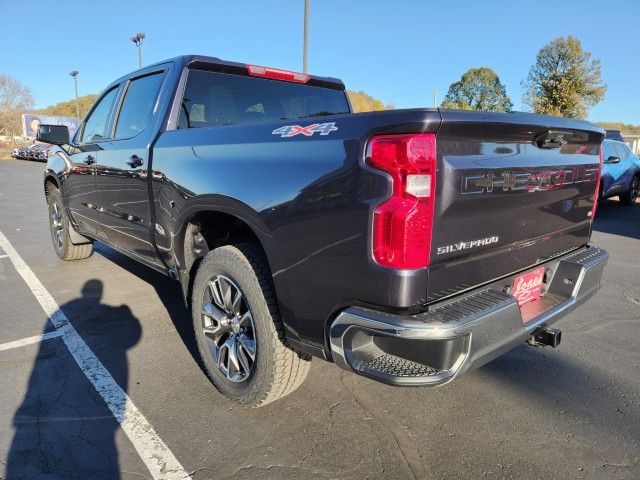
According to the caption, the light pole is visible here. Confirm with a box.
[69,71,80,119]
[303,0,309,73]
[130,32,146,68]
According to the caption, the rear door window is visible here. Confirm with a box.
[114,72,164,139]
[177,70,349,129]
[603,143,616,161]
[614,143,629,160]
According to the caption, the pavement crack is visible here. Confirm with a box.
[340,371,432,480]
[328,401,340,427]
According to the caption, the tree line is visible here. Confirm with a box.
[441,35,607,119]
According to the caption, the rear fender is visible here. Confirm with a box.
[170,196,273,271]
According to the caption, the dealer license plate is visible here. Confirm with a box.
[511,267,545,307]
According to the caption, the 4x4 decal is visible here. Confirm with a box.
[272,122,338,138]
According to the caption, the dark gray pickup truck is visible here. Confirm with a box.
[39,55,607,406]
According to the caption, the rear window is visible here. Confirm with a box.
[114,72,164,139]
[177,69,349,129]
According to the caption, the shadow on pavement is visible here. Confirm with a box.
[93,243,205,375]
[5,280,141,480]
[593,199,640,240]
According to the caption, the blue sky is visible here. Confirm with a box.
[2,0,638,123]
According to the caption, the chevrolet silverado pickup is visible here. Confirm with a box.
[38,55,608,406]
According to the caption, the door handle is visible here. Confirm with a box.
[84,155,95,165]
[126,155,144,168]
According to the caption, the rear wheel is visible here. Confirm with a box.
[48,189,93,260]
[191,243,311,406]
[620,175,639,206]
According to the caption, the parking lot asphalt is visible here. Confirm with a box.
[0,158,638,480]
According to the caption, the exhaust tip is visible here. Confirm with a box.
[528,327,562,348]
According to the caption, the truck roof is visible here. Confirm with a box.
[113,54,345,91]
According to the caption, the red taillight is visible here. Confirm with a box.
[366,133,437,269]
[246,64,310,83]
[591,143,603,220]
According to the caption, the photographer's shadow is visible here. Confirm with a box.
[5,279,141,480]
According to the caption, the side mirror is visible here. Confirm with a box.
[36,124,70,145]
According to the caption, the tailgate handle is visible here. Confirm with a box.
[535,130,569,149]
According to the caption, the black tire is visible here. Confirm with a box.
[191,243,311,406]
[620,175,639,206]
[48,189,93,261]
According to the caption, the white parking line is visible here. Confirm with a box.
[0,230,192,480]
[0,330,63,353]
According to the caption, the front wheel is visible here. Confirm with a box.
[191,244,311,406]
[48,189,93,260]
[620,175,639,206]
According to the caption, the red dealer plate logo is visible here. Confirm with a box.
[511,267,545,308]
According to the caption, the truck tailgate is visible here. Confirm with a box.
[428,110,603,303]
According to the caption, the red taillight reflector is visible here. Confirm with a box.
[246,64,310,83]
[366,133,437,269]
[591,143,604,220]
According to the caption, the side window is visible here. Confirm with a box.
[614,143,629,159]
[603,143,616,160]
[80,87,119,143]
[114,72,164,139]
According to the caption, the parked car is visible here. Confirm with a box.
[26,145,41,160]
[35,144,53,161]
[17,146,31,159]
[10,148,19,158]
[38,55,608,406]
[605,129,625,142]
[600,139,640,205]
[23,143,49,161]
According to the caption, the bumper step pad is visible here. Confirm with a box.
[359,354,439,378]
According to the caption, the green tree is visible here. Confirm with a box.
[347,90,386,112]
[522,36,606,119]
[441,67,512,112]
[40,94,98,119]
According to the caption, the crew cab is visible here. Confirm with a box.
[38,55,608,406]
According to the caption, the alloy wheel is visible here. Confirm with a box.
[201,275,257,382]
[51,202,64,248]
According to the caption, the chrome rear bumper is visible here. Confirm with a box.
[329,246,608,386]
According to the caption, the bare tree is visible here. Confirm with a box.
[0,74,34,136]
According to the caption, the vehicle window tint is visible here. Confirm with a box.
[603,143,616,160]
[114,72,164,139]
[80,87,119,143]
[177,70,349,129]
[614,143,629,159]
